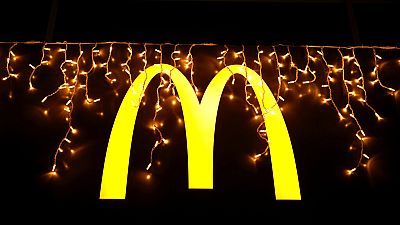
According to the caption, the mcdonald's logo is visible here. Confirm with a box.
[100,64,301,200]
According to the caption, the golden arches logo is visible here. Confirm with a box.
[100,64,301,200]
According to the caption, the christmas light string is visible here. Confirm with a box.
[146,44,170,173]
[122,43,133,85]
[186,44,200,95]
[253,45,270,161]
[301,46,317,84]
[84,43,101,103]
[287,46,299,84]
[337,48,366,174]
[352,48,383,121]
[271,46,284,103]
[1,42,399,179]
[372,48,396,92]
[3,43,18,81]
[51,42,83,173]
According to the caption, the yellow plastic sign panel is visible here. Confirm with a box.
[100,64,301,200]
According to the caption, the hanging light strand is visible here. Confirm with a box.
[186,44,199,95]
[287,46,299,84]
[51,43,83,173]
[239,45,259,114]
[3,43,18,81]
[122,44,133,85]
[352,48,383,121]
[338,48,366,175]
[253,45,270,161]
[28,43,48,91]
[372,48,395,92]
[301,46,317,84]
[271,46,283,103]
[146,44,169,171]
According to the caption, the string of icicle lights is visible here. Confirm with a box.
[1,42,399,180]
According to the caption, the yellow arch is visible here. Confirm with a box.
[100,64,301,200]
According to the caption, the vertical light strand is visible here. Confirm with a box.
[371,48,395,92]
[338,48,366,175]
[122,43,133,85]
[83,43,100,104]
[28,43,49,91]
[271,46,283,103]
[169,44,180,101]
[302,46,317,84]
[157,44,163,72]
[3,43,18,81]
[51,43,83,173]
[138,43,148,105]
[146,44,169,172]
[253,45,270,161]
[239,45,259,114]
[40,44,68,104]
[3,43,19,100]
[318,47,344,120]
[186,44,200,95]
[352,48,383,121]
[218,45,229,67]
[255,45,266,110]
[287,46,299,84]
[104,43,115,84]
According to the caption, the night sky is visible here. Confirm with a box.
[1,0,399,223]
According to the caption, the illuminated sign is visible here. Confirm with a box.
[100,64,301,200]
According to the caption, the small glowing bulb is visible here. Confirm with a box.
[71,128,78,134]
[229,94,234,100]
[253,153,262,161]
[163,139,169,144]
[346,169,356,176]
[146,174,151,180]
[322,98,330,104]
[43,110,48,116]
[375,113,383,121]
[172,100,176,105]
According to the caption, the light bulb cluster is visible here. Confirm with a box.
[1,42,398,180]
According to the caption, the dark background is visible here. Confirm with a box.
[1,0,399,223]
